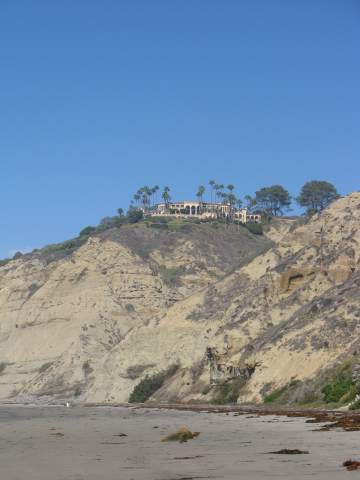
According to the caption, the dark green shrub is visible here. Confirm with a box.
[97,216,123,231]
[74,385,82,397]
[186,309,202,321]
[82,360,93,376]
[263,380,301,404]
[79,226,96,237]
[129,364,179,403]
[210,378,245,404]
[147,217,169,224]
[264,385,289,404]
[245,223,263,235]
[322,377,354,403]
[28,283,40,298]
[159,266,184,286]
[149,222,168,230]
[33,236,88,265]
[127,209,143,224]
[125,303,135,313]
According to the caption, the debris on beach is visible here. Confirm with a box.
[173,455,204,460]
[268,448,309,455]
[161,426,201,443]
[343,459,360,471]
[113,433,127,437]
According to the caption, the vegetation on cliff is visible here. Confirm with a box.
[263,359,360,408]
[129,365,179,403]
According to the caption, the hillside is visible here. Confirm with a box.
[0,193,359,406]
[0,220,270,402]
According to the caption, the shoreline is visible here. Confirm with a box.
[2,400,360,431]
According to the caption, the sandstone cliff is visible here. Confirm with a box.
[1,193,359,405]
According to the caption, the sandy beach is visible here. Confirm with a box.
[0,405,359,479]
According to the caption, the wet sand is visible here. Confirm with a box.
[0,405,359,479]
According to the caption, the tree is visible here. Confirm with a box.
[227,193,237,208]
[133,192,141,206]
[244,195,256,211]
[144,186,153,210]
[127,208,143,224]
[297,180,339,214]
[209,180,216,203]
[136,186,152,211]
[117,208,124,217]
[236,198,243,210]
[254,185,292,216]
[162,186,171,206]
[225,184,236,212]
[196,185,205,203]
[215,183,224,203]
[98,216,120,230]
[151,185,159,206]
[79,226,96,237]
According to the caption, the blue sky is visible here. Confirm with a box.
[1,0,359,258]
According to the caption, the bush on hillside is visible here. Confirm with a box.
[245,222,263,235]
[127,209,144,224]
[159,266,185,286]
[322,377,354,403]
[262,360,360,407]
[128,364,179,403]
[97,216,124,231]
[210,378,246,405]
[79,226,97,237]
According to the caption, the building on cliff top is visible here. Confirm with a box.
[145,200,261,224]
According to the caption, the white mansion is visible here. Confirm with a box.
[146,200,261,224]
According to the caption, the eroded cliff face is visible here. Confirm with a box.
[0,222,269,402]
[1,193,359,404]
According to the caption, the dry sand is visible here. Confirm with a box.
[0,405,359,479]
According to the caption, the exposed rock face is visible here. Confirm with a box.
[1,193,360,404]
[0,222,269,402]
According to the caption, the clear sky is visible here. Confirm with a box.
[1,0,359,258]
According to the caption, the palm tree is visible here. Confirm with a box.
[117,208,124,217]
[209,180,216,204]
[224,185,236,220]
[196,185,205,203]
[196,185,206,213]
[141,191,149,211]
[244,194,256,211]
[152,185,159,206]
[144,186,152,209]
[227,193,236,207]
[227,193,237,223]
[220,192,228,204]
[236,198,243,209]
[215,184,224,203]
[162,186,171,209]
[133,192,141,206]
